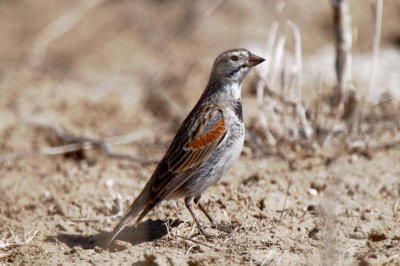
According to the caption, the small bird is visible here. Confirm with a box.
[108,48,265,245]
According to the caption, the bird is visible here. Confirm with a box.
[107,48,265,246]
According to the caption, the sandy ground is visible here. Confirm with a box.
[1,1,400,265]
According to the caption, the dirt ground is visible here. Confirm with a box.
[1,1,400,265]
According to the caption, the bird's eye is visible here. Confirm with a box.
[230,55,239,61]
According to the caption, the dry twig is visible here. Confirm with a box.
[29,0,110,67]
[394,197,400,213]
[0,226,39,250]
[367,0,383,98]
[330,0,353,109]
[160,0,225,52]
[0,122,171,163]
[176,235,222,252]
[287,20,313,140]
[350,134,400,152]
[256,22,278,105]
[278,178,293,223]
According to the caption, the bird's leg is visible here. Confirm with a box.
[194,195,215,224]
[185,197,213,238]
[193,196,233,234]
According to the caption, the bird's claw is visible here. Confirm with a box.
[196,225,215,238]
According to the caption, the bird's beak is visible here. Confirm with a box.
[247,53,265,67]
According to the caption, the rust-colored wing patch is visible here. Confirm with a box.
[186,118,225,150]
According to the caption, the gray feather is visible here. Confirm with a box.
[107,191,147,246]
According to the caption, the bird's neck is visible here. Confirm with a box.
[202,78,242,103]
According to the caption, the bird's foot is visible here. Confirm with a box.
[196,225,215,238]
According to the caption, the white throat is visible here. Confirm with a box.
[231,82,242,100]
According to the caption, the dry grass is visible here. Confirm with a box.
[249,5,399,167]
[0,226,39,259]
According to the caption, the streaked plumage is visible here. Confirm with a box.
[108,48,265,245]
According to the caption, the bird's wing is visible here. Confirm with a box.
[169,105,227,172]
[136,105,227,220]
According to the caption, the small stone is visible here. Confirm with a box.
[304,204,320,215]
[65,247,81,255]
[144,253,157,264]
[349,224,369,239]
[105,178,115,188]
[308,188,318,196]
[310,181,326,193]
[308,226,320,240]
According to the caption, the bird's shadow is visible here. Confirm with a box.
[48,219,182,251]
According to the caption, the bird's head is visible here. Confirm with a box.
[210,48,265,83]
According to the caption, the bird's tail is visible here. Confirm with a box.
[107,191,147,246]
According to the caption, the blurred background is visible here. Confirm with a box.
[1,1,400,265]
[1,0,399,137]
